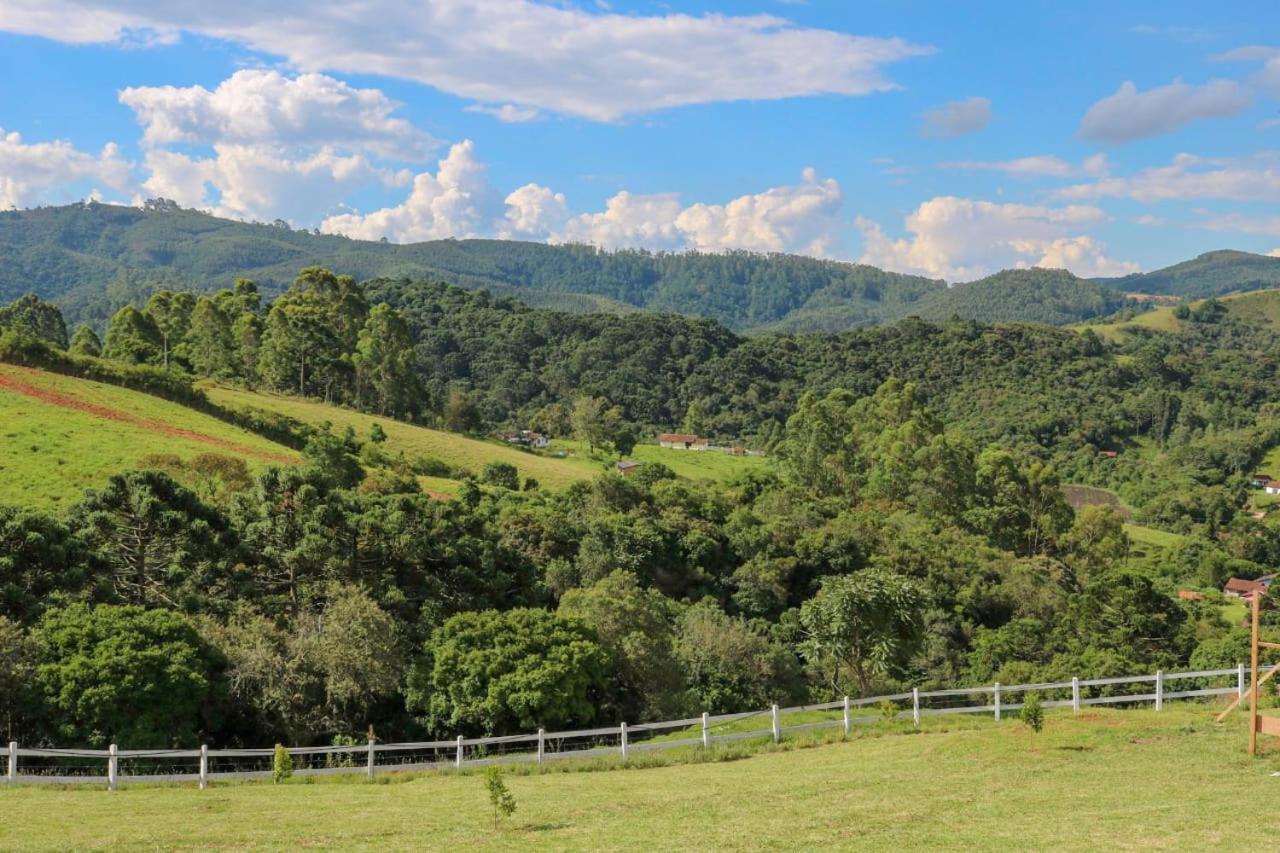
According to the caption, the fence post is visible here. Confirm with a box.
[994,683,1001,722]
[1238,662,1246,699]
[912,689,920,728]
[1155,670,1164,711]
[1072,677,1080,714]
[537,728,545,767]
[701,713,710,749]
[842,697,851,736]
[7,741,15,783]
[367,737,376,781]
[771,704,781,743]
[107,743,118,791]
[455,735,464,769]
[199,744,208,790]
[620,722,629,761]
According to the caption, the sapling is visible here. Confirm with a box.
[273,744,293,783]
[484,765,517,829]
[1020,691,1044,734]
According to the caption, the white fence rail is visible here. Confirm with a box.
[0,664,1246,788]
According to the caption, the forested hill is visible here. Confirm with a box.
[3,202,1274,333]
[1098,250,1280,298]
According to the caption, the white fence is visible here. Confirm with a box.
[0,665,1246,789]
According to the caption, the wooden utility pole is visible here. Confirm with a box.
[1251,591,1260,756]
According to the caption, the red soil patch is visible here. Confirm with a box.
[0,366,298,465]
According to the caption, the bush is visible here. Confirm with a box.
[273,744,294,783]
[484,766,517,828]
[480,462,520,490]
[1020,692,1044,733]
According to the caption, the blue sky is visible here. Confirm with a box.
[1,0,1278,280]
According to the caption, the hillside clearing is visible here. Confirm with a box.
[0,365,298,508]
[4,706,1279,850]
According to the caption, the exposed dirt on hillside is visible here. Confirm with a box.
[0,366,298,465]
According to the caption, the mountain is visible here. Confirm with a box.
[0,201,1263,333]
[1099,250,1280,299]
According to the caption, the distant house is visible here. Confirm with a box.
[1224,577,1269,601]
[1099,450,1118,459]
[615,460,640,476]
[1251,473,1273,489]
[1266,480,1280,496]
[499,430,550,449]
[658,433,708,451]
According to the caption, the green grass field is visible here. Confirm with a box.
[1123,523,1186,549]
[0,365,299,509]
[5,706,1280,850]
[1079,288,1280,343]
[205,385,768,490]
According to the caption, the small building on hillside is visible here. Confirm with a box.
[659,433,708,451]
[499,430,550,449]
[1224,576,1269,601]
[1099,450,1118,459]
[1251,473,1273,489]
[1266,480,1280,496]
[615,460,640,476]
[1178,590,1205,601]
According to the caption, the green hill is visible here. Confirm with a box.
[915,267,1130,326]
[0,363,299,508]
[1100,249,1280,299]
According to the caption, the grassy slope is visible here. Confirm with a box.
[6,706,1280,850]
[205,386,767,490]
[1079,288,1280,342]
[0,365,298,509]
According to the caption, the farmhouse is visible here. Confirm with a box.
[499,430,550,449]
[659,433,708,451]
[615,460,640,476]
[1267,480,1280,496]
[1251,473,1273,489]
[1224,576,1269,601]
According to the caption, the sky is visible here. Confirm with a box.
[1,0,1278,281]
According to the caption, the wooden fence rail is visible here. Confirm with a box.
[0,665,1245,788]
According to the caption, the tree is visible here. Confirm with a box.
[484,767,517,828]
[273,744,294,783]
[407,609,609,735]
[559,571,686,719]
[231,311,264,378]
[303,585,403,735]
[257,289,345,398]
[443,388,482,434]
[353,303,419,417]
[144,290,195,369]
[675,600,802,713]
[184,297,238,378]
[0,506,92,624]
[0,294,68,348]
[1019,691,1044,733]
[798,569,925,696]
[70,471,234,610]
[0,616,37,741]
[571,395,615,453]
[67,324,102,357]
[102,305,164,365]
[611,424,638,458]
[33,603,224,747]
[480,462,520,490]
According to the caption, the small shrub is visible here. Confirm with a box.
[273,744,294,783]
[484,765,517,828]
[879,699,898,723]
[1020,692,1044,733]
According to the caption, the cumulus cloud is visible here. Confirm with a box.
[1056,152,1280,202]
[320,140,500,242]
[465,104,540,124]
[500,183,569,238]
[0,0,932,122]
[120,70,436,160]
[940,153,1108,179]
[0,128,135,208]
[1078,79,1252,143]
[856,196,1137,281]
[1199,213,1280,237]
[920,97,991,137]
[1211,45,1280,63]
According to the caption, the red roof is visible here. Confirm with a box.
[1266,480,1280,489]
[1225,577,1266,594]
[659,433,700,443]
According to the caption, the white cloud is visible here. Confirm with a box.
[1199,213,1280,237]
[856,196,1136,281]
[1257,57,1280,97]
[1211,45,1280,63]
[1078,79,1252,143]
[1056,152,1280,202]
[120,70,436,160]
[0,128,134,208]
[465,104,540,124]
[557,192,687,250]
[920,97,991,137]
[501,183,568,238]
[940,153,1108,179]
[0,0,931,122]
[1134,214,1166,226]
[321,140,501,242]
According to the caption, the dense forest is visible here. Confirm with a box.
[2,264,1279,751]
[7,201,1278,334]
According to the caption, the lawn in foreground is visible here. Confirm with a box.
[5,706,1280,851]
